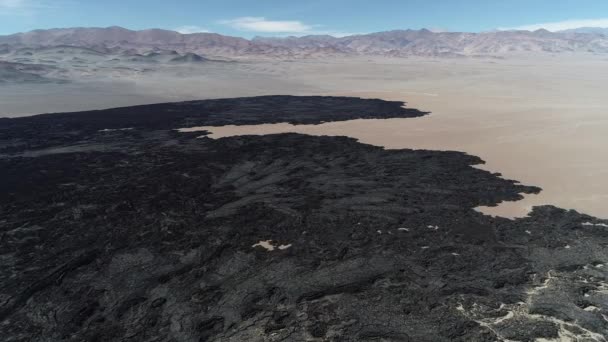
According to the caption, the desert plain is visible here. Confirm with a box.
[2,55,607,219]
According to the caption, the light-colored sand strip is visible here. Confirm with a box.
[177,127,209,133]
[252,240,275,251]
[99,127,134,132]
[252,240,292,251]
[583,222,608,228]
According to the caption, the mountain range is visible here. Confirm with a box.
[559,27,608,35]
[2,26,608,59]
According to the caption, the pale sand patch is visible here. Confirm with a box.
[177,127,210,133]
[252,240,292,251]
[278,244,292,250]
[252,240,275,251]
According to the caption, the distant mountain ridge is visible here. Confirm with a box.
[559,27,608,35]
[2,26,608,58]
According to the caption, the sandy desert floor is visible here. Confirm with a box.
[2,55,608,218]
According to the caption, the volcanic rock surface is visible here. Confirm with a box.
[1,96,607,341]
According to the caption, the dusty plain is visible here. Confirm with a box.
[2,55,607,218]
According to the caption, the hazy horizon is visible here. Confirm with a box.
[1,23,608,39]
[3,0,608,37]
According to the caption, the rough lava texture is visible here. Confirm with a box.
[1,96,607,341]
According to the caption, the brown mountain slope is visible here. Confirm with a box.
[2,26,608,58]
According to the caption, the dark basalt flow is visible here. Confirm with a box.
[0,95,426,153]
[1,96,607,341]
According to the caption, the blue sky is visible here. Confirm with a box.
[2,0,608,36]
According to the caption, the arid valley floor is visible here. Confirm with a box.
[2,55,607,219]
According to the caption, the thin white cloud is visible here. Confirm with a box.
[310,30,357,38]
[174,25,209,34]
[0,0,25,8]
[221,17,312,33]
[499,18,608,32]
[0,0,58,16]
[428,27,449,33]
[219,16,355,37]
[0,0,55,9]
